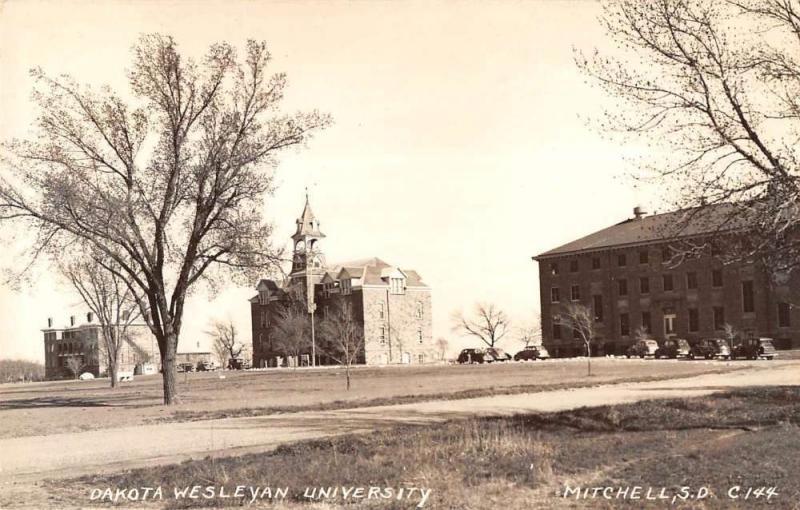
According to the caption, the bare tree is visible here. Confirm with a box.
[208,319,243,368]
[318,302,364,390]
[517,314,542,348]
[62,251,141,387]
[723,323,741,352]
[560,303,595,376]
[451,303,510,348]
[578,1,800,275]
[273,303,311,367]
[435,337,449,361]
[64,355,84,379]
[0,34,330,404]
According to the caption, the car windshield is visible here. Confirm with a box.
[760,340,775,347]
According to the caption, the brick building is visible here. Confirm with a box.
[533,206,800,357]
[42,313,160,379]
[250,197,435,367]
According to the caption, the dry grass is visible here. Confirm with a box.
[44,386,800,510]
[0,358,754,438]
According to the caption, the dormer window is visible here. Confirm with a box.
[341,279,352,295]
[259,290,269,305]
[390,277,405,295]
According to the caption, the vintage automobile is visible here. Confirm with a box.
[484,347,513,362]
[456,348,487,364]
[626,339,659,358]
[689,338,731,359]
[227,357,251,370]
[176,362,196,372]
[655,338,691,359]
[196,360,218,371]
[513,345,551,361]
[732,337,778,360]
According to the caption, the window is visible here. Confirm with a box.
[661,246,671,264]
[618,279,628,296]
[712,269,723,287]
[379,326,386,344]
[390,277,404,294]
[570,260,579,273]
[261,310,268,328]
[639,251,649,264]
[341,279,352,295]
[742,280,754,313]
[713,307,725,330]
[551,287,560,303]
[620,313,630,336]
[550,263,559,276]
[641,311,651,334]
[663,274,674,292]
[379,302,385,319]
[779,302,791,328]
[552,315,561,340]
[416,302,424,319]
[686,272,698,290]
[592,257,601,270]
[572,326,581,339]
[418,354,425,364]
[688,308,699,332]
[593,295,604,322]
[618,254,627,267]
[417,328,423,343]
[571,285,580,301]
[640,277,650,294]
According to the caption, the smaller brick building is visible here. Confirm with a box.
[42,313,160,379]
[533,205,800,357]
[250,197,435,367]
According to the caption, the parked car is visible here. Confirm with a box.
[732,337,777,360]
[456,348,487,364]
[655,338,691,359]
[626,339,659,358]
[177,362,196,372]
[78,372,95,380]
[227,357,251,370]
[196,360,218,371]
[514,345,550,361]
[689,338,731,359]
[485,347,513,362]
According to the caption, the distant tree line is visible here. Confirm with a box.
[0,359,45,383]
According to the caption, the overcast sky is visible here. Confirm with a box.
[0,0,662,361]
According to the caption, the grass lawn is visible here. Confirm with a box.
[45,386,800,509]
[0,357,761,438]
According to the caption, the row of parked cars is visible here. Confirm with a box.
[175,358,252,373]
[456,345,551,364]
[626,337,778,360]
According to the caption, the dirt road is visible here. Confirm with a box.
[1,361,798,488]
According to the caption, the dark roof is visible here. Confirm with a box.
[329,257,429,288]
[535,203,753,259]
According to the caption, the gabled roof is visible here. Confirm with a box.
[534,203,753,259]
[326,257,429,288]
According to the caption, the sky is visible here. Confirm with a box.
[0,0,661,362]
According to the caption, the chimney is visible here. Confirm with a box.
[633,206,647,220]
[47,317,53,328]
[70,315,75,327]
[87,312,93,323]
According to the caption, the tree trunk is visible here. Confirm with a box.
[345,364,351,391]
[160,332,179,405]
[586,342,592,376]
[109,363,118,388]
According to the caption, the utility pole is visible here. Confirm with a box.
[310,302,316,367]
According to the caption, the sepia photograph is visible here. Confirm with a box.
[0,0,798,508]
